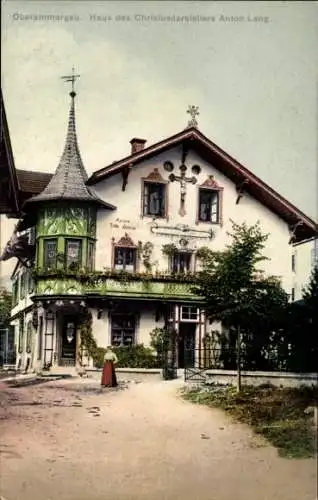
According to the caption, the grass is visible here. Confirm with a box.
[181,383,318,459]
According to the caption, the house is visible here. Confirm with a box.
[1,85,317,374]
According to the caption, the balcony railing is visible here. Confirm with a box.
[34,268,200,300]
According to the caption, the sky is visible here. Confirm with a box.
[1,0,317,220]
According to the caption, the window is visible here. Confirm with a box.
[114,247,136,272]
[87,241,95,271]
[291,254,296,272]
[26,321,33,353]
[143,182,166,217]
[171,252,192,274]
[44,239,57,270]
[20,273,26,300]
[12,279,19,307]
[181,306,199,321]
[198,189,219,223]
[66,239,82,270]
[111,314,136,346]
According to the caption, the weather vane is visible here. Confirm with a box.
[186,105,199,128]
[61,66,80,95]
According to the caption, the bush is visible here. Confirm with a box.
[149,327,169,365]
[92,347,107,369]
[98,344,159,369]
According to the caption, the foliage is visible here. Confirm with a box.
[195,246,214,261]
[161,243,177,256]
[279,264,318,373]
[192,221,289,371]
[149,327,170,365]
[0,289,12,328]
[112,344,159,368]
[137,241,155,272]
[33,268,197,284]
[78,309,158,368]
[77,308,102,367]
[302,263,318,329]
[182,384,317,458]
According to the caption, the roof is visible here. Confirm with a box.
[23,91,116,211]
[0,89,20,215]
[16,169,52,194]
[87,127,317,243]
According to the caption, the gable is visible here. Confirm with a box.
[88,127,317,243]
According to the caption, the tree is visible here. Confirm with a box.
[0,289,12,328]
[192,221,289,389]
[302,263,318,329]
[290,264,318,371]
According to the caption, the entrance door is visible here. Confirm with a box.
[60,316,77,366]
[178,323,196,368]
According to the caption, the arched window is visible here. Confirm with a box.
[26,320,33,353]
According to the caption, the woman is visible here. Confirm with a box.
[101,346,118,388]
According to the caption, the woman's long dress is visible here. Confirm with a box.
[101,360,117,387]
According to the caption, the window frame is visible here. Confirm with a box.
[113,246,137,272]
[180,306,200,322]
[197,187,221,224]
[20,272,26,300]
[110,313,136,346]
[65,238,83,270]
[142,179,168,219]
[43,238,58,270]
[170,251,193,274]
[87,240,95,271]
[12,278,19,307]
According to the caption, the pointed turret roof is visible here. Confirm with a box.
[24,89,115,210]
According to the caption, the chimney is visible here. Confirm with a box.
[130,138,147,155]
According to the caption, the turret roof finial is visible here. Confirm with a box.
[61,66,80,98]
[22,70,115,210]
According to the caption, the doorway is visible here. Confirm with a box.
[178,323,196,368]
[60,316,77,366]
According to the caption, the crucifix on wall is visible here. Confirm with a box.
[169,164,197,216]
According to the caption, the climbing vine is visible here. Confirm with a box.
[78,308,105,367]
[161,243,177,256]
[196,246,213,261]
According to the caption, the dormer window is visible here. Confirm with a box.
[198,189,219,223]
[143,182,166,217]
[114,247,136,272]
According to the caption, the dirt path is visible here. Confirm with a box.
[0,377,316,500]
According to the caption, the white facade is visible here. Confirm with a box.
[8,142,310,373]
[292,238,318,301]
[94,146,293,291]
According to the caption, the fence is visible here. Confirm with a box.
[184,346,317,382]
